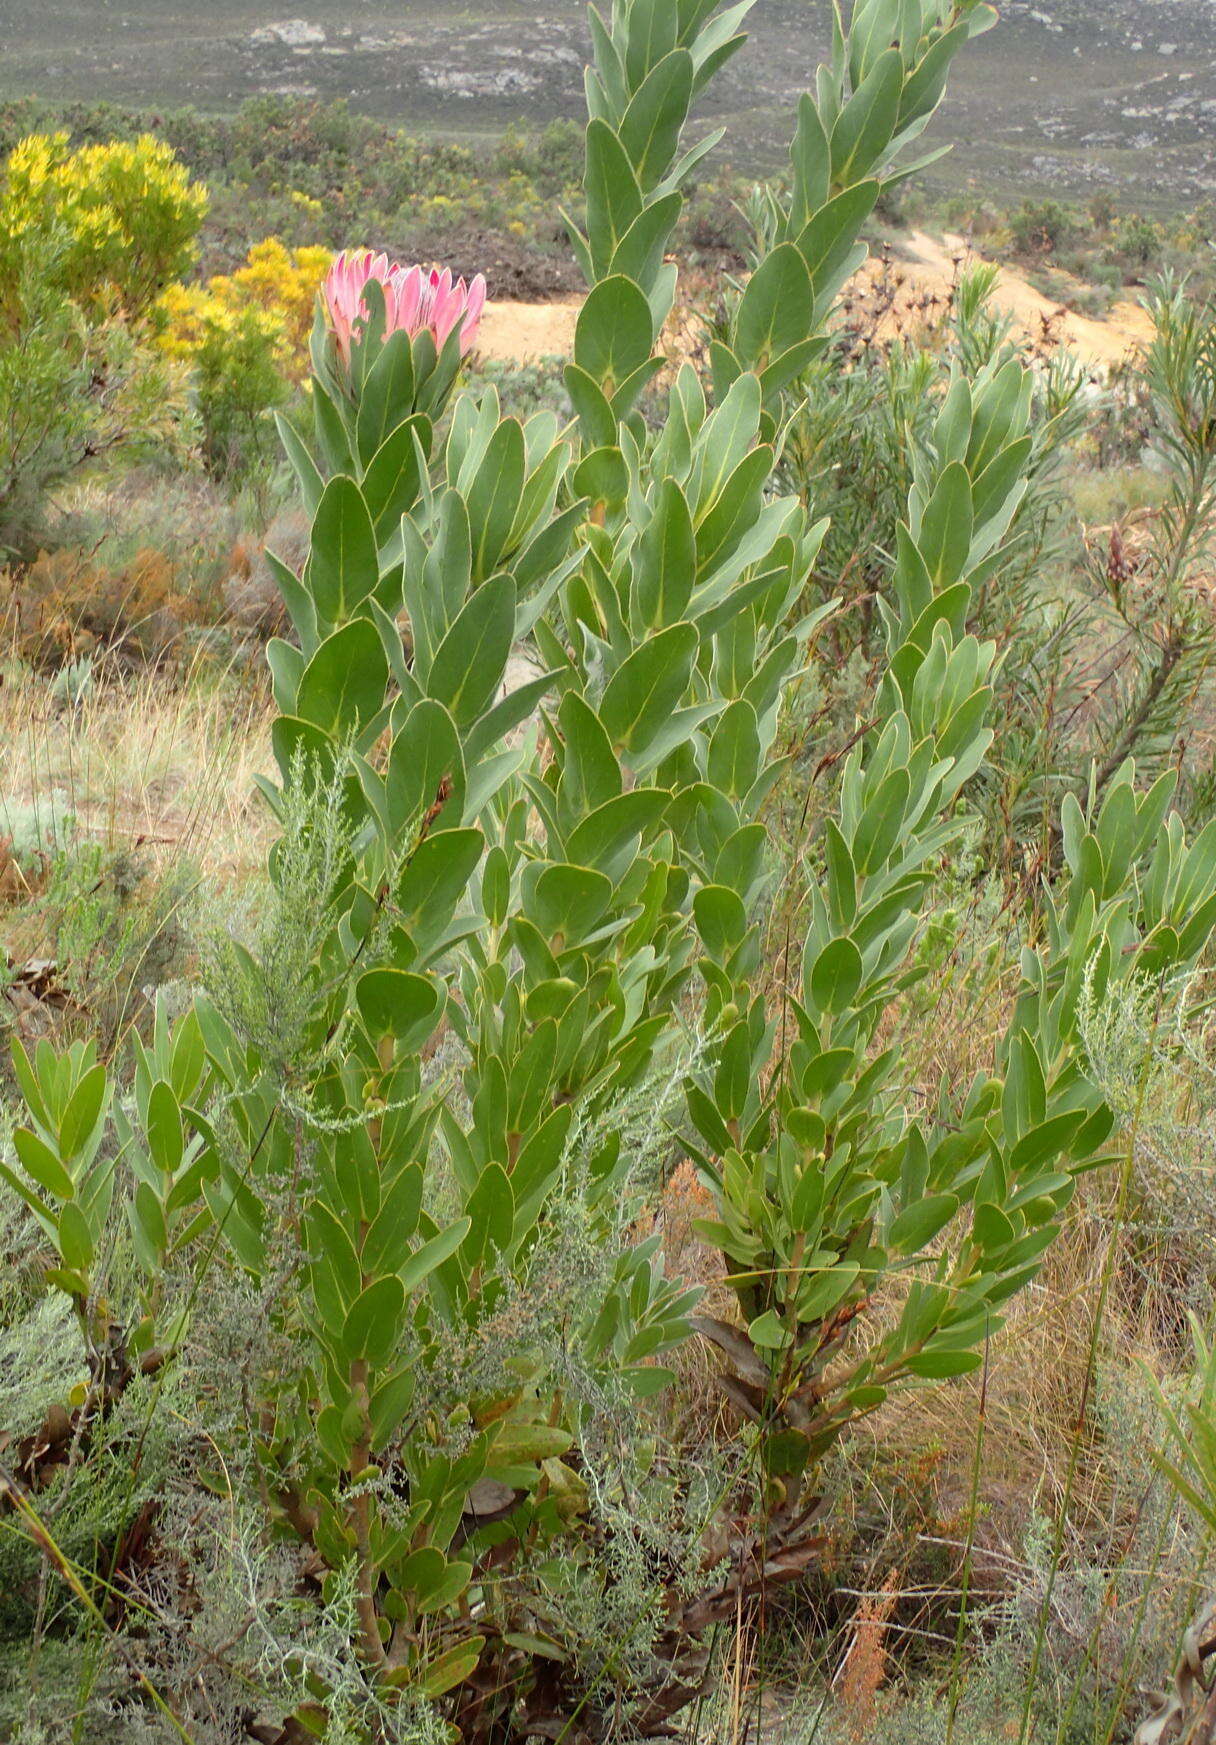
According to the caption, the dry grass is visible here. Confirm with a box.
[0,646,276,888]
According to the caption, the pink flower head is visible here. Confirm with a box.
[322,249,487,365]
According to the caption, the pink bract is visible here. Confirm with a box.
[322,250,487,364]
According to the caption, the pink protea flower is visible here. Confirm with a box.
[322,250,487,365]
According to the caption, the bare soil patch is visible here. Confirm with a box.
[475,230,1155,370]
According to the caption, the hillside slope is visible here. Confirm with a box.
[1,0,1213,204]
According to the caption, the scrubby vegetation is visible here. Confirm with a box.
[0,97,595,288]
[4,4,1216,1743]
[932,188,1216,319]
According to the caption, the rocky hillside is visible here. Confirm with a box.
[1,0,1213,203]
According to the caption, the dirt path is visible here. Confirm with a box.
[475,230,1153,373]
[892,229,1153,368]
[476,298,580,364]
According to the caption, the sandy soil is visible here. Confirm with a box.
[890,229,1154,368]
[476,298,580,364]
[474,230,1154,373]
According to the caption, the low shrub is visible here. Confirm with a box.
[0,131,205,554]
[5,546,215,667]
[0,130,206,322]
[1009,198,1083,257]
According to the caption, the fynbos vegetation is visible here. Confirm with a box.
[4,3,1216,1743]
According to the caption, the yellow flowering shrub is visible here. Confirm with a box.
[154,291,286,478]
[0,132,208,322]
[225,238,332,365]
[0,133,203,548]
[156,238,331,381]
[153,239,332,477]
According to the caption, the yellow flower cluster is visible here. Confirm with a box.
[156,238,332,380]
[0,131,208,321]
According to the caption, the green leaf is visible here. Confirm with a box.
[263,549,318,654]
[270,714,340,788]
[363,1167,424,1275]
[466,668,558,764]
[564,790,669,879]
[734,243,815,373]
[426,575,516,728]
[748,1310,789,1351]
[1008,1111,1085,1175]
[306,476,380,624]
[361,416,428,542]
[394,829,484,935]
[788,92,831,231]
[794,180,880,297]
[503,1631,567,1663]
[420,1638,485,1699]
[973,1202,1015,1251]
[416,1558,474,1617]
[275,412,324,516]
[707,699,761,801]
[573,445,630,509]
[563,363,618,448]
[312,377,354,474]
[295,619,388,737]
[419,488,472,652]
[511,1104,573,1221]
[634,477,696,630]
[831,46,902,185]
[526,862,615,944]
[694,883,748,961]
[131,1179,167,1271]
[57,1199,94,1272]
[896,21,971,132]
[309,1203,362,1310]
[368,1364,416,1448]
[355,970,445,1050]
[624,0,678,86]
[691,370,761,512]
[824,819,858,928]
[266,638,304,714]
[399,1218,472,1294]
[887,1193,960,1252]
[10,1037,49,1132]
[599,622,698,756]
[559,691,622,816]
[465,1161,515,1256]
[906,1349,984,1379]
[574,274,655,395]
[342,1275,406,1365]
[58,1063,108,1159]
[145,1079,183,1179]
[852,765,911,873]
[467,419,527,580]
[384,699,465,837]
[489,1421,573,1463]
[917,461,974,586]
[758,336,824,404]
[619,48,694,187]
[808,937,863,1015]
[584,121,644,275]
[356,330,417,459]
[610,193,684,286]
[170,1009,206,1103]
[0,1160,56,1236]
[13,1128,74,1202]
